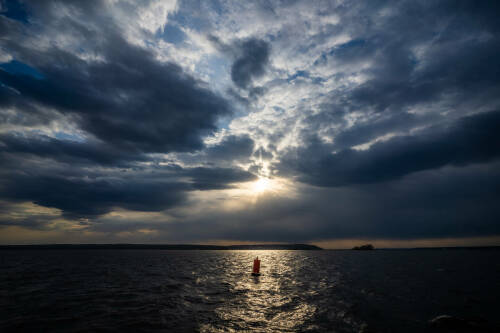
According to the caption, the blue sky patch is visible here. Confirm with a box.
[0,60,44,79]
[159,24,186,44]
[0,0,29,23]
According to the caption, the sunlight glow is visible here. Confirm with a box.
[190,176,296,211]
[252,177,272,193]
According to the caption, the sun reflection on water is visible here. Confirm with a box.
[199,251,320,332]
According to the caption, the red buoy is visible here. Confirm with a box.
[252,257,261,276]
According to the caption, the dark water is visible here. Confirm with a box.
[1,249,499,332]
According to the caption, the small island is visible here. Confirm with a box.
[352,244,375,250]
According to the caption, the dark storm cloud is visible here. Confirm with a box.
[0,162,255,218]
[204,135,254,162]
[76,161,500,241]
[0,44,230,152]
[208,34,270,90]
[0,212,57,230]
[0,0,256,220]
[345,33,500,114]
[303,0,500,148]
[283,1,500,195]
[132,162,500,243]
[0,173,189,218]
[330,112,439,150]
[0,133,146,165]
[183,166,256,190]
[280,110,500,187]
[230,38,270,89]
[0,3,230,153]
[173,134,255,167]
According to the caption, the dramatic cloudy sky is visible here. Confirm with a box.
[1,0,499,247]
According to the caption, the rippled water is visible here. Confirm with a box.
[1,249,499,332]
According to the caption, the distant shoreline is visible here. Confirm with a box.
[0,244,499,250]
[0,244,323,250]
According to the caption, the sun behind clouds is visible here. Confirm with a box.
[251,177,272,193]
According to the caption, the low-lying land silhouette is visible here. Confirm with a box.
[0,243,323,250]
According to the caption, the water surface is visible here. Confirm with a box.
[1,249,499,332]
